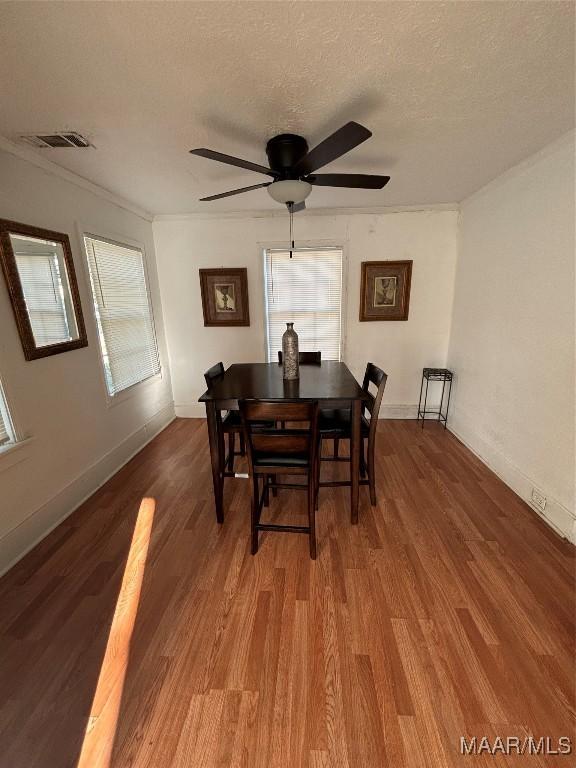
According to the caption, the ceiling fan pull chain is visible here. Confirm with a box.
[289,202,294,258]
[270,249,275,304]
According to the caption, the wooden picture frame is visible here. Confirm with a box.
[199,268,250,327]
[359,260,412,321]
[0,218,88,360]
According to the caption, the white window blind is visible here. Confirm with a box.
[84,235,160,396]
[264,247,343,362]
[0,381,15,447]
[12,237,75,347]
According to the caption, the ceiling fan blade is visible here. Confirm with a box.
[307,173,390,189]
[293,121,372,175]
[190,148,277,177]
[292,200,306,213]
[200,182,271,201]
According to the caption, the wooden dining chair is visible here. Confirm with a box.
[240,399,320,559]
[318,363,388,506]
[204,362,245,474]
[277,350,322,364]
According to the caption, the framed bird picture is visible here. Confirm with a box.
[359,260,412,321]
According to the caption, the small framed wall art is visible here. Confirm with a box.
[359,260,412,321]
[199,267,250,326]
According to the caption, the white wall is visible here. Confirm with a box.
[448,133,575,542]
[153,208,459,418]
[0,149,174,574]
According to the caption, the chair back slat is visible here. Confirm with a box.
[204,361,225,387]
[277,351,321,365]
[242,400,315,422]
[251,432,311,455]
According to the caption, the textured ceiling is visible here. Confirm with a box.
[0,1,573,215]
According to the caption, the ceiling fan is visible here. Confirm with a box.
[189,121,390,211]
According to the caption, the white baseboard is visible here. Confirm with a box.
[381,404,419,419]
[448,414,575,544]
[0,402,176,577]
[176,403,206,418]
[176,402,427,420]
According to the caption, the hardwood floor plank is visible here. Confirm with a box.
[321,587,350,768]
[353,653,388,767]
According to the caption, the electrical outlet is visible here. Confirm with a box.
[531,487,547,513]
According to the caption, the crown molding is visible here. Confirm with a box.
[0,135,153,222]
[153,202,459,223]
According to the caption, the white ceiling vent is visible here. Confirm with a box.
[20,132,92,148]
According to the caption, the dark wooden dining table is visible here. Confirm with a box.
[199,361,369,525]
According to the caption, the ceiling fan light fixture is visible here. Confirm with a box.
[267,179,312,205]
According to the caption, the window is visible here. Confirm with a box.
[0,381,16,448]
[264,247,344,362]
[84,235,160,397]
[16,248,71,344]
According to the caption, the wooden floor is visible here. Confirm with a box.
[0,419,574,767]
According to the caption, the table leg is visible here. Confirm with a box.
[350,398,361,525]
[205,401,224,524]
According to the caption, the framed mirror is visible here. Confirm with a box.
[0,219,88,360]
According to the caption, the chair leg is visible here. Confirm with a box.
[367,436,376,506]
[271,474,278,497]
[308,471,317,560]
[360,437,367,479]
[334,438,340,458]
[315,445,320,511]
[251,476,260,555]
[239,432,246,456]
[227,432,235,472]
[263,475,270,507]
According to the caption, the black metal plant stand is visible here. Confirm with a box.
[417,368,453,429]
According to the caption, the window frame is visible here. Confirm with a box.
[259,239,349,363]
[0,371,33,473]
[0,378,16,449]
[80,229,162,406]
